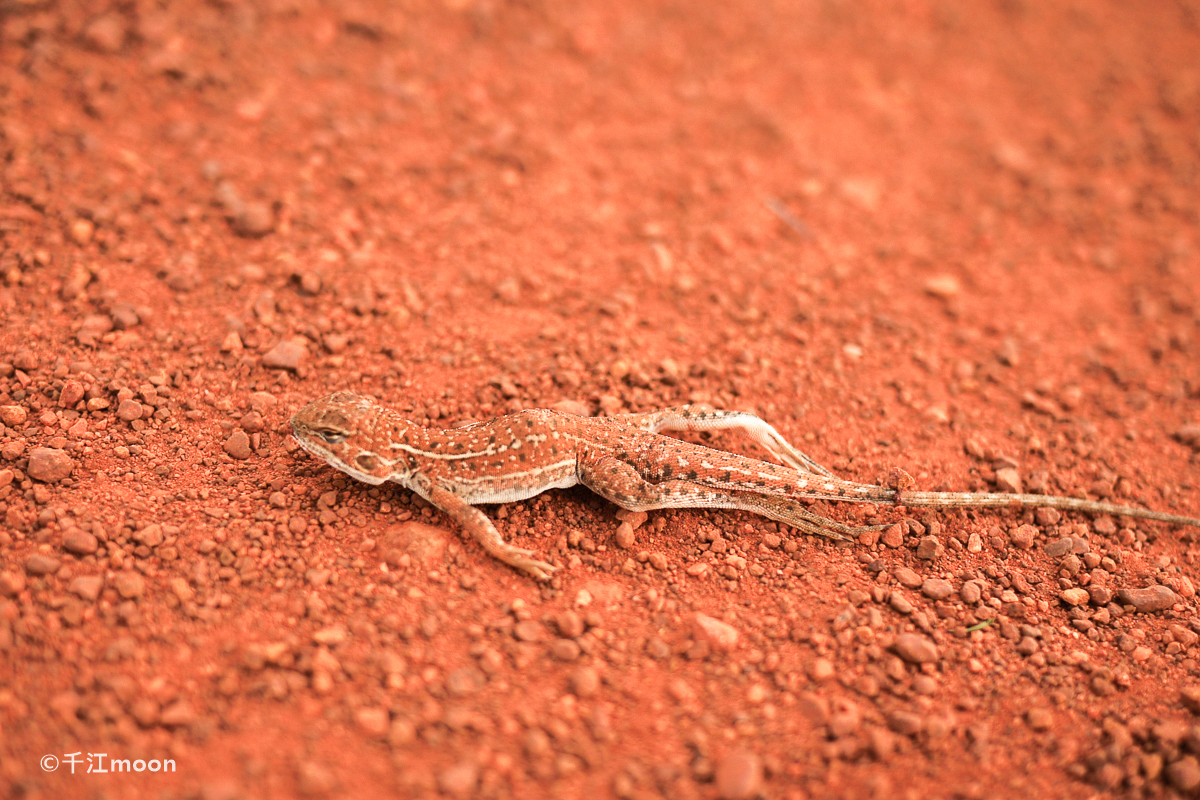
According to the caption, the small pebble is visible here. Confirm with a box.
[994,467,1021,493]
[1174,424,1200,451]
[25,554,61,576]
[0,406,26,426]
[960,581,982,604]
[614,522,636,549]
[921,578,953,600]
[83,14,125,53]
[1118,585,1178,613]
[551,639,581,661]
[893,633,939,664]
[889,593,914,615]
[923,274,961,299]
[893,567,922,588]
[312,625,347,646]
[569,666,600,698]
[221,332,244,353]
[117,399,144,422]
[1168,756,1200,792]
[436,761,479,798]
[1044,537,1074,558]
[809,657,835,681]
[1034,507,1062,526]
[12,351,38,370]
[714,749,763,800]
[62,529,99,555]
[70,575,104,601]
[1182,686,1200,715]
[110,303,140,329]
[915,536,942,560]
[26,448,74,483]
[135,525,164,547]
[1059,588,1090,606]
[550,398,589,416]
[295,761,336,796]
[159,700,196,727]
[1026,708,1052,731]
[59,381,84,408]
[234,201,275,237]
[888,710,922,736]
[1009,525,1036,549]
[0,571,27,596]
[881,524,905,548]
[692,613,739,651]
[114,571,146,599]
[556,611,585,638]
[912,675,937,695]
[224,431,253,460]
[298,271,323,295]
[513,620,543,642]
[354,707,389,738]
[70,218,94,245]
[262,339,307,370]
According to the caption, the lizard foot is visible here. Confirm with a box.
[498,546,558,580]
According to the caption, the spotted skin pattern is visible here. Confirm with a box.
[291,391,1200,579]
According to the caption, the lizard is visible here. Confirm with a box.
[290,391,1200,579]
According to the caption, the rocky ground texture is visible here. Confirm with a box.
[3,1,1200,798]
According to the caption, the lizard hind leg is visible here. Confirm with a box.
[614,405,837,478]
[730,493,887,541]
[577,455,862,542]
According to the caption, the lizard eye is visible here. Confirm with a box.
[318,430,346,445]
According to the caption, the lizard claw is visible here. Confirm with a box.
[500,546,559,580]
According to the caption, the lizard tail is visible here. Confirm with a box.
[897,490,1200,528]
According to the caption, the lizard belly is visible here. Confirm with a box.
[460,474,580,505]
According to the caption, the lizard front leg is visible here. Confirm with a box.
[614,406,837,478]
[425,484,558,580]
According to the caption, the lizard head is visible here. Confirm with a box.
[290,391,389,485]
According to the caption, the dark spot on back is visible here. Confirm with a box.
[687,470,698,481]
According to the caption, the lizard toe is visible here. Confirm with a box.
[515,558,558,580]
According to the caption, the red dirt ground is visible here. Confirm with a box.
[3,1,1200,798]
